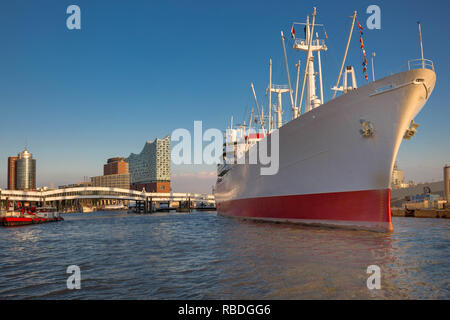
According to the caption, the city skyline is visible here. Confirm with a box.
[0,0,449,193]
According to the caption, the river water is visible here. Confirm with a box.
[0,211,448,299]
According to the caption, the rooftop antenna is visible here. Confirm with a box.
[417,21,425,68]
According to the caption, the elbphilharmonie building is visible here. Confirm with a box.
[126,135,171,192]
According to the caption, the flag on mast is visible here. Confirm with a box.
[358,22,364,33]
[357,20,369,82]
[291,24,296,39]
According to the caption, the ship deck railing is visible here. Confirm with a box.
[408,58,434,71]
[293,38,325,47]
[271,84,289,90]
[381,59,435,79]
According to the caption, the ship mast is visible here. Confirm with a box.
[246,108,254,149]
[332,11,357,99]
[294,60,301,114]
[281,31,296,119]
[371,52,376,81]
[250,83,266,135]
[266,59,289,130]
[293,8,327,113]
[417,21,425,68]
[316,32,324,105]
[268,59,272,132]
[269,84,289,129]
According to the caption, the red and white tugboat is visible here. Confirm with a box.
[1,204,63,227]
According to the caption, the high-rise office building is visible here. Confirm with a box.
[7,156,18,190]
[126,135,171,192]
[10,149,36,191]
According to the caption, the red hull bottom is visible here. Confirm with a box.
[1,217,64,227]
[216,189,393,233]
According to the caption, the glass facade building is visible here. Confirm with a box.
[15,149,36,191]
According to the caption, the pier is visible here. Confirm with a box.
[391,208,450,218]
[0,187,215,214]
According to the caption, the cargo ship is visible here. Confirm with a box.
[214,8,436,232]
[1,206,63,227]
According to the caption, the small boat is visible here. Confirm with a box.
[102,204,128,211]
[82,206,95,213]
[1,206,63,227]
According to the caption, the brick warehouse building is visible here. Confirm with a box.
[91,157,130,189]
[126,136,171,193]
[104,157,129,176]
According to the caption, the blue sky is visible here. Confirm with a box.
[0,0,449,192]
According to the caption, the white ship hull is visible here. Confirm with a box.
[215,68,436,232]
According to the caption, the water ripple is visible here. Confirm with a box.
[0,212,448,299]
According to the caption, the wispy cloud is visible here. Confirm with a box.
[171,170,216,193]
[172,171,215,178]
